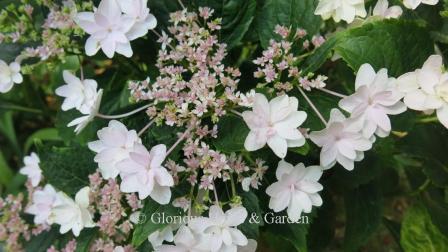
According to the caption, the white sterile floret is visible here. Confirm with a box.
[67,89,103,134]
[118,0,157,40]
[372,0,403,19]
[155,225,208,252]
[56,70,99,114]
[314,0,367,24]
[148,225,177,249]
[19,152,42,187]
[75,0,135,58]
[266,160,323,222]
[242,93,307,158]
[117,144,174,204]
[188,205,249,252]
[339,63,406,138]
[49,186,95,237]
[26,184,57,225]
[309,109,373,170]
[88,120,142,179]
[0,60,23,93]
[403,0,439,10]
[397,55,448,129]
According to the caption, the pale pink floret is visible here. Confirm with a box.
[242,93,307,158]
[117,144,174,204]
[266,160,323,222]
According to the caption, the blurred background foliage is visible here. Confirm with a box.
[1,0,448,251]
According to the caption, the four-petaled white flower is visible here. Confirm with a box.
[19,152,42,187]
[75,0,135,58]
[309,109,373,170]
[67,89,103,134]
[26,184,57,225]
[372,0,403,19]
[339,64,407,138]
[397,55,448,129]
[118,0,157,40]
[242,93,307,158]
[49,186,95,237]
[0,60,22,93]
[189,205,248,252]
[315,0,367,24]
[403,0,439,10]
[266,160,323,222]
[117,144,174,204]
[56,70,99,114]
[88,120,141,179]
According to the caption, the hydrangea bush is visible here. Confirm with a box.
[1,0,448,251]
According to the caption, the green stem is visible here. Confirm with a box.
[418,116,439,123]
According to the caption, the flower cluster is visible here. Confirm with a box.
[253,25,327,94]
[129,8,242,126]
[1,1,446,251]
[0,194,31,251]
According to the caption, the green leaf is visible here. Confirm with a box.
[131,198,180,247]
[257,0,322,48]
[213,115,249,153]
[0,43,23,63]
[222,0,257,49]
[277,221,310,252]
[383,218,404,252]
[24,228,60,252]
[75,228,98,252]
[37,144,96,196]
[0,111,21,155]
[239,191,262,239]
[0,150,13,186]
[290,141,310,156]
[304,20,433,76]
[343,182,383,252]
[24,128,61,153]
[422,187,448,236]
[307,192,336,252]
[400,203,448,252]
